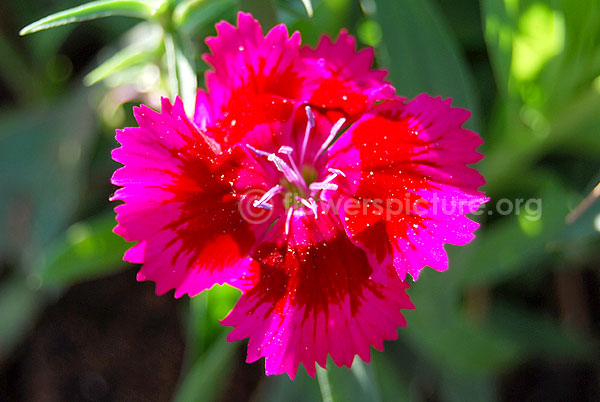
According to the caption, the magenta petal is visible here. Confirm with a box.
[300,30,396,118]
[202,12,302,110]
[328,95,488,280]
[111,97,269,296]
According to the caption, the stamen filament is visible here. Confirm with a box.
[252,184,283,210]
[267,153,301,184]
[246,144,303,187]
[313,118,346,163]
[278,146,304,189]
[328,168,346,177]
[300,106,315,164]
[309,182,338,192]
[285,206,295,235]
[246,143,270,157]
[309,168,346,198]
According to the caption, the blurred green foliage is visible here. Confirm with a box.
[1,0,598,401]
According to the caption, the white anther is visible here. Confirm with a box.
[305,105,315,128]
[278,145,294,155]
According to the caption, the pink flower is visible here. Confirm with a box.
[111,12,487,378]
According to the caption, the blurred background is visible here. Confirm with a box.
[0,0,598,401]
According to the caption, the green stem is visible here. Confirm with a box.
[316,366,334,402]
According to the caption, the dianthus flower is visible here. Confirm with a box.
[111,12,487,378]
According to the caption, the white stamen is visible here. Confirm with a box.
[309,182,338,191]
[300,106,315,163]
[285,206,294,235]
[252,184,283,210]
[328,168,346,177]
[254,202,273,210]
[313,118,346,162]
[267,153,301,184]
[278,145,304,185]
[246,143,270,157]
[246,144,302,186]
[309,169,346,197]
[306,105,316,127]
[298,196,318,217]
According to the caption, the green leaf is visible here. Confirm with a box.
[85,46,158,86]
[403,307,520,376]
[84,23,162,85]
[301,0,314,17]
[164,33,179,99]
[19,0,165,36]
[163,32,198,115]
[455,177,568,286]
[490,301,593,360]
[172,335,238,402]
[0,90,96,263]
[37,212,130,287]
[402,270,520,376]
[480,0,515,95]
[373,0,480,131]
[175,39,198,116]
[251,369,322,402]
[174,0,237,33]
[185,284,239,363]
[318,359,382,402]
[371,354,410,402]
[0,34,38,102]
[316,366,334,402]
[0,278,42,358]
[440,372,496,402]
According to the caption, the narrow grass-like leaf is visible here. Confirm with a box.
[84,44,159,86]
[301,0,314,17]
[164,33,179,99]
[172,334,238,402]
[175,39,198,116]
[19,0,163,36]
[316,366,334,402]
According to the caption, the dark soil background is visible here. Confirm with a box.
[0,270,598,402]
[0,270,267,402]
[0,270,185,402]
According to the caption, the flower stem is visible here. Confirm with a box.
[316,366,333,402]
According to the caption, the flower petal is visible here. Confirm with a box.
[111,97,271,296]
[221,212,413,378]
[300,30,396,118]
[198,12,302,147]
[328,95,488,280]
